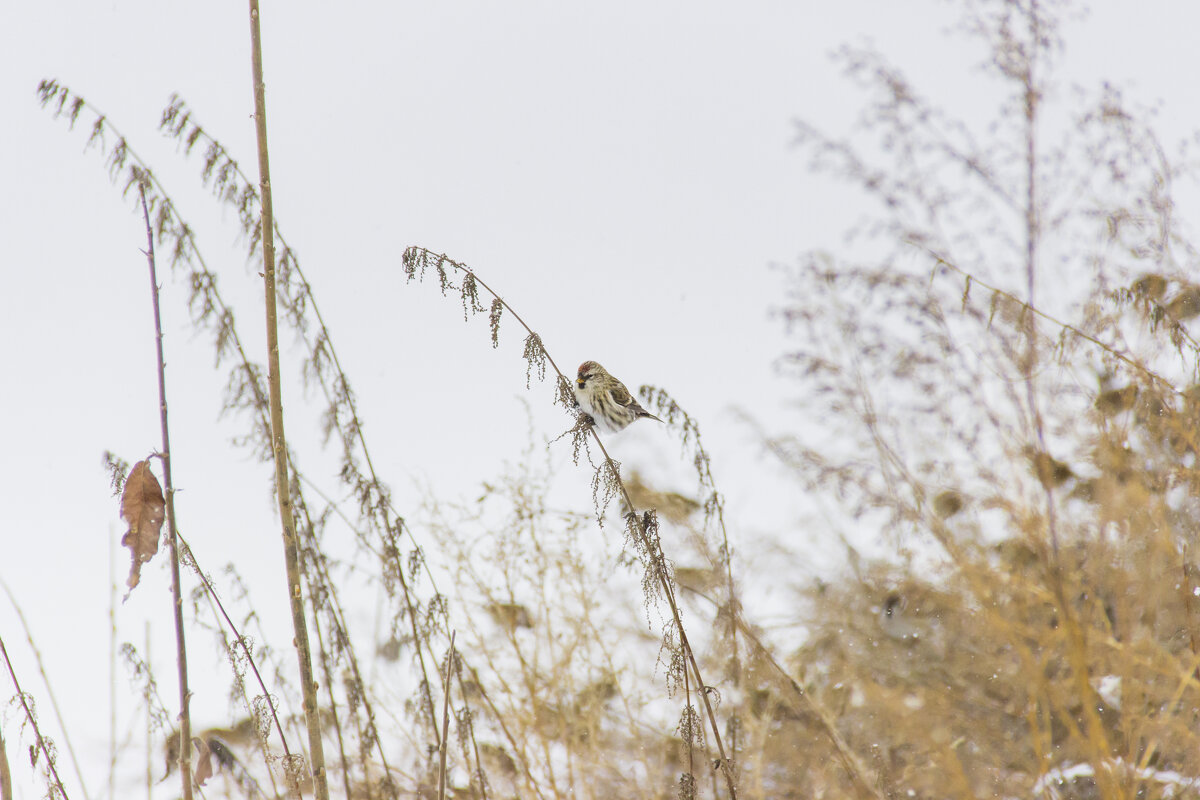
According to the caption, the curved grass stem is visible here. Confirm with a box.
[401,246,740,798]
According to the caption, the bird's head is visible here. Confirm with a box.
[577,360,604,389]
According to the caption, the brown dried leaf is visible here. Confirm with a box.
[1095,385,1138,415]
[120,460,165,590]
[625,470,702,524]
[1026,449,1074,489]
[192,737,213,787]
[486,603,532,631]
[1132,273,1167,299]
[933,490,965,519]
[1168,286,1200,320]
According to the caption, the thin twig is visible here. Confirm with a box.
[0,581,91,799]
[143,624,152,800]
[0,633,69,799]
[586,431,739,798]
[682,665,696,800]
[438,632,457,800]
[915,244,1186,396]
[174,533,296,765]
[294,500,397,786]
[450,657,489,800]
[158,96,453,744]
[108,536,116,800]
[465,664,548,800]
[310,606,355,800]
[138,182,193,800]
[637,387,746,766]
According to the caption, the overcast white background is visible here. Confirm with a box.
[2,1,1199,797]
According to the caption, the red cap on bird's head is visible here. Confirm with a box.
[577,361,604,378]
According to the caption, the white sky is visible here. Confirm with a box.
[3,1,1199,797]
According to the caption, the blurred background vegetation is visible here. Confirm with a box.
[8,1,1200,799]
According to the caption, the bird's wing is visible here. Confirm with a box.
[609,384,633,406]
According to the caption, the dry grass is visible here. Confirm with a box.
[14,1,1200,799]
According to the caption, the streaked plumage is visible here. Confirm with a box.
[573,361,663,433]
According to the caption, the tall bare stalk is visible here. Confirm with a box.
[138,183,193,800]
[245,2,329,797]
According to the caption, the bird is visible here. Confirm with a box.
[573,361,663,433]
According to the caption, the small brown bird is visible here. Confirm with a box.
[573,361,663,433]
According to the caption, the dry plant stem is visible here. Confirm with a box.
[403,248,738,797]
[0,634,68,798]
[296,518,397,790]
[299,515,398,779]
[294,478,443,752]
[382,530,443,750]
[1020,3,1059,565]
[41,92,451,786]
[299,478,483,784]
[915,247,1187,394]
[682,666,696,796]
[743,622,881,800]
[309,609,354,800]
[69,117,339,792]
[138,184,194,800]
[144,623,152,800]
[588,431,738,800]
[1181,547,1200,674]
[168,94,450,758]
[716,536,740,755]
[1020,9,1111,793]
[912,253,1200,757]
[465,664,547,800]
[246,3,329,796]
[156,99,451,743]
[503,626,563,792]
[639,389,745,758]
[1134,650,1200,776]
[437,632,456,800]
[175,532,296,762]
[108,545,116,800]
[449,662,489,800]
[0,723,11,800]
[195,595,284,800]
[106,120,377,788]
[415,256,572,381]
[0,581,90,799]
[682,579,883,800]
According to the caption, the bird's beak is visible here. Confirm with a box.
[576,378,585,388]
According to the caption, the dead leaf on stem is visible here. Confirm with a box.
[120,459,165,591]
